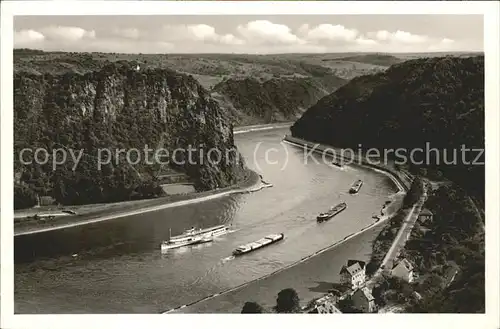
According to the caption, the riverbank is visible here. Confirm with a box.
[14,122,291,236]
[283,135,411,193]
[165,137,408,314]
[233,122,293,135]
[14,169,270,236]
[165,202,401,314]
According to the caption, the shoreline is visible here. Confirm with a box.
[283,135,411,193]
[14,170,270,237]
[165,194,403,314]
[233,122,293,135]
[14,122,291,236]
[164,137,409,313]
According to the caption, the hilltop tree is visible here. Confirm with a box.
[274,288,300,313]
[403,176,424,208]
[241,301,265,313]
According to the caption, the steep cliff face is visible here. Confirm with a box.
[14,63,247,206]
[212,75,347,125]
[292,56,484,196]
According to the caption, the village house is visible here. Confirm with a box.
[391,258,414,283]
[339,260,366,289]
[351,287,376,313]
[37,195,55,207]
[307,294,342,314]
[419,208,433,223]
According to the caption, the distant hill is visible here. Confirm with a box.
[14,49,479,129]
[333,54,404,66]
[212,74,347,126]
[291,55,484,197]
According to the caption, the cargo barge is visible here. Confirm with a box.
[232,233,285,256]
[317,202,347,223]
[349,180,363,194]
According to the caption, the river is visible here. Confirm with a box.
[14,126,398,313]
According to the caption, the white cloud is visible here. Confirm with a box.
[40,26,96,42]
[14,29,45,47]
[112,28,140,39]
[441,38,455,44]
[161,24,244,45]
[368,30,428,43]
[12,21,475,54]
[237,20,303,45]
[355,37,378,46]
[299,24,359,42]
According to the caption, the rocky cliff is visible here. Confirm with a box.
[14,63,247,207]
[291,56,484,196]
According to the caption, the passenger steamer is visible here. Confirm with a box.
[161,224,231,252]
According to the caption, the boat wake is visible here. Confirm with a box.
[221,255,235,263]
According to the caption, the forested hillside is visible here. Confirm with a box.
[291,56,484,198]
[14,63,247,208]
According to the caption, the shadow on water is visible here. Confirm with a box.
[307,281,339,293]
[15,195,240,263]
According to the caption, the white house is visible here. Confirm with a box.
[340,260,366,289]
[391,258,414,283]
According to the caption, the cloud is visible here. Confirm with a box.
[40,26,96,42]
[355,37,378,46]
[12,20,471,54]
[14,29,45,47]
[299,24,359,42]
[237,20,303,45]
[112,28,140,39]
[441,38,455,44]
[368,30,428,43]
[161,24,244,45]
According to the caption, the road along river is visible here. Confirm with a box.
[14,126,400,313]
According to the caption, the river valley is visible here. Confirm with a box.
[14,126,399,313]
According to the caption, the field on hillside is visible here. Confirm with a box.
[15,50,479,126]
[14,50,396,83]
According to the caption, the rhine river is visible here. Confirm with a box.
[14,126,398,313]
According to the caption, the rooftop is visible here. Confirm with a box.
[340,260,366,276]
[392,258,414,272]
[420,208,433,216]
[354,287,374,301]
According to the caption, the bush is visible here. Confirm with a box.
[14,185,38,210]
[274,288,300,313]
[241,302,265,313]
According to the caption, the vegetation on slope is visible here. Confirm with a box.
[14,62,246,208]
[291,56,484,198]
[14,49,385,126]
[333,54,404,66]
[291,56,484,313]
[403,184,484,312]
[241,288,301,314]
[212,74,347,125]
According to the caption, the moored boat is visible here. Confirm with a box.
[317,202,347,223]
[349,180,363,194]
[232,233,284,256]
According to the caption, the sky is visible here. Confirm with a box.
[14,15,483,54]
